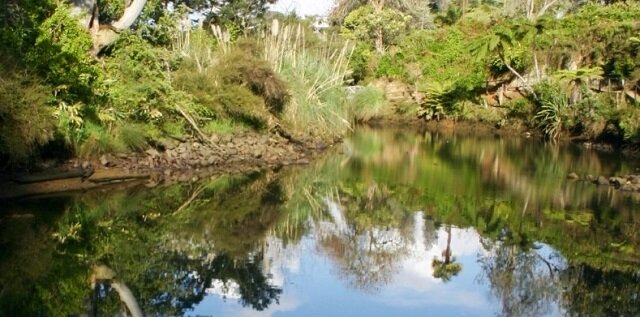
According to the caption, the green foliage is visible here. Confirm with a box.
[76,122,118,158]
[203,119,247,135]
[68,122,153,158]
[617,107,640,142]
[114,123,153,152]
[27,4,98,104]
[417,78,485,121]
[375,53,408,79]
[487,42,531,77]
[0,64,56,163]
[507,98,535,119]
[403,27,486,86]
[172,36,280,130]
[537,3,640,81]
[212,85,271,129]
[533,81,570,141]
[435,7,463,26]
[432,257,463,282]
[349,43,374,83]
[554,67,604,85]
[200,0,278,32]
[104,33,180,123]
[417,81,451,120]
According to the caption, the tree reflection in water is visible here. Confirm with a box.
[315,181,416,292]
[478,242,564,317]
[2,128,640,316]
[431,225,462,282]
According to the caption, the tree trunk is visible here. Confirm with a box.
[501,55,538,100]
[111,281,144,317]
[375,29,385,54]
[69,0,148,54]
[444,226,452,264]
[372,0,386,54]
[111,0,148,30]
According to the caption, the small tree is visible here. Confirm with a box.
[341,5,411,54]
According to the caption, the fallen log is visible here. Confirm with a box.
[11,167,94,184]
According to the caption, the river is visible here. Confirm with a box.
[1,127,639,316]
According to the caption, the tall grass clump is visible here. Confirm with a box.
[263,20,354,138]
[348,86,387,122]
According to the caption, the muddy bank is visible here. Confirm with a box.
[0,132,333,200]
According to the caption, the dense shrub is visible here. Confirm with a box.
[27,4,99,105]
[216,43,289,114]
[0,65,56,163]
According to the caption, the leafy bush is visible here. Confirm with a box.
[618,107,640,142]
[349,43,373,83]
[216,42,289,114]
[417,81,451,121]
[375,53,408,79]
[507,98,534,120]
[27,4,98,104]
[172,36,278,131]
[341,5,411,50]
[104,33,179,123]
[114,123,152,152]
[435,7,463,26]
[538,3,640,81]
[76,123,117,158]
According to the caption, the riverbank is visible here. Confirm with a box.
[3,116,639,200]
[0,131,333,199]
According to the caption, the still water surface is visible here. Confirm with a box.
[1,128,639,316]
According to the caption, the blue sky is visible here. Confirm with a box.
[271,0,335,16]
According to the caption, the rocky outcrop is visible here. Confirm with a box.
[99,132,322,173]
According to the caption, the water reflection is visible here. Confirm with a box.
[1,128,639,316]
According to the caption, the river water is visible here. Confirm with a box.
[1,127,639,316]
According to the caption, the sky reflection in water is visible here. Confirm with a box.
[191,217,561,317]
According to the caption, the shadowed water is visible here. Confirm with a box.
[1,128,639,316]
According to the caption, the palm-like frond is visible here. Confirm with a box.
[554,67,604,84]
